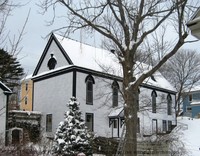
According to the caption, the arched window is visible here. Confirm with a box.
[151,90,157,113]
[112,81,119,107]
[167,94,172,115]
[85,75,95,104]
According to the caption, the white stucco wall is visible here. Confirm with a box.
[33,70,176,138]
[76,72,124,137]
[37,40,70,75]
[33,71,125,138]
[138,87,176,135]
[0,89,6,144]
[33,72,73,134]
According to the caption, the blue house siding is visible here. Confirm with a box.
[192,106,200,118]
[182,92,200,118]
[183,96,191,117]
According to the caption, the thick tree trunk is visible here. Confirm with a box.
[124,89,138,156]
[122,61,138,156]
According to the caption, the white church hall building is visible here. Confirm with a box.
[32,33,176,138]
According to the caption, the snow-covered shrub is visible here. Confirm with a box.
[52,97,93,156]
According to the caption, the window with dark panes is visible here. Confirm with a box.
[152,91,157,113]
[163,120,167,132]
[25,83,28,91]
[189,94,192,101]
[168,120,172,131]
[112,81,119,107]
[25,97,28,105]
[167,94,172,115]
[86,76,94,104]
[85,113,93,131]
[46,114,52,132]
[113,119,118,128]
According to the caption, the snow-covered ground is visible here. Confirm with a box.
[177,117,200,156]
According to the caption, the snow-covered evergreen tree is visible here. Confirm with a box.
[52,97,93,156]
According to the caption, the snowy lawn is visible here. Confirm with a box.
[178,117,200,156]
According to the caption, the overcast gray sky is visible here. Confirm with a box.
[5,0,200,75]
[5,0,91,75]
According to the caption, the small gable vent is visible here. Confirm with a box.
[47,53,57,70]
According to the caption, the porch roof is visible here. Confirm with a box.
[108,106,124,118]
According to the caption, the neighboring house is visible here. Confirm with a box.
[0,81,12,145]
[20,75,33,111]
[185,8,200,118]
[182,86,200,118]
[32,33,177,139]
[187,7,200,39]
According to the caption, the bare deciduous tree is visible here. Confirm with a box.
[39,0,198,155]
[160,49,200,116]
[0,0,29,56]
[0,0,30,110]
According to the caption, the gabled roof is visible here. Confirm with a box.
[0,81,12,94]
[54,34,122,76]
[33,34,73,76]
[108,106,124,118]
[33,33,176,92]
[183,85,200,93]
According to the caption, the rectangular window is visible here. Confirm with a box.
[163,120,167,132]
[168,120,172,132]
[46,114,52,132]
[189,94,192,101]
[85,113,94,131]
[152,119,157,134]
[113,119,118,128]
[187,107,192,112]
[25,83,28,91]
[25,97,28,105]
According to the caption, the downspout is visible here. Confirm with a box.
[4,91,11,146]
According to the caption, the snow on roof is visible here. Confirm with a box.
[32,65,73,79]
[108,106,124,118]
[134,62,176,91]
[184,85,200,93]
[9,110,42,115]
[39,34,175,92]
[177,117,200,156]
[190,101,200,105]
[55,34,122,77]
